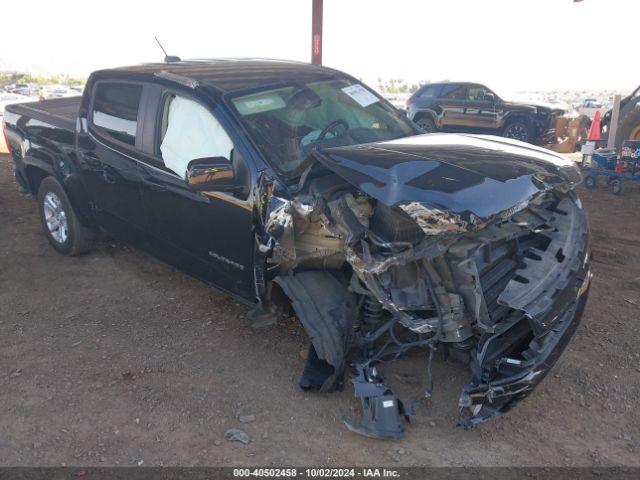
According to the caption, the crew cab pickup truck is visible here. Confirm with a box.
[406,81,561,145]
[3,59,591,438]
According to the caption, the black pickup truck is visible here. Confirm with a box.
[3,59,591,438]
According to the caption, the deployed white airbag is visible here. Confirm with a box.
[160,96,234,178]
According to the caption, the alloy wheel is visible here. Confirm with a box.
[43,192,68,244]
[504,124,529,142]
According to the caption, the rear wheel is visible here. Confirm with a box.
[415,116,436,133]
[502,120,531,143]
[37,177,93,256]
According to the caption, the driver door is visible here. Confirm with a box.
[137,89,256,300]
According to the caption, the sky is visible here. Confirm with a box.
[2,0,639,94]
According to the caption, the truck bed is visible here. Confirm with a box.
[6,96,81,131]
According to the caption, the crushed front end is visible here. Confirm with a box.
[257,134,591,437]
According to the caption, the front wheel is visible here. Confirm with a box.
[502,121,531,143]
[37,177,93,256]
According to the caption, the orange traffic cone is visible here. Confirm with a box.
[587,110,602,141]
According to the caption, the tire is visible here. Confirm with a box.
[584,175,597,189]
[502,120,531,143]
[37,177,93,256]
[614,101,640,150]
[611,179,623,195]
[415,116,436,133]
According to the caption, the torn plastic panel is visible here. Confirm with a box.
[274,271,356,392]
[497,196,588,329]
[459,273,590,426]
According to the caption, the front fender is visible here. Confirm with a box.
[274,271,356,392]
[500,110,533,128]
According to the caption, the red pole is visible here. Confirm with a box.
[311,0,323,65]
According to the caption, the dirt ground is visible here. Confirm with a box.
[1,153,639,467]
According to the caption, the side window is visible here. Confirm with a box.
[467,86,491,101]
[159,94,234,179]
[418,84,441,99]
[92,82,142,146]
[440,84,467,100]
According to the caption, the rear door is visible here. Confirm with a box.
[77,81,149,244]
[136,88,256,300]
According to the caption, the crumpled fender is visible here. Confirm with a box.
[274,271,356,391]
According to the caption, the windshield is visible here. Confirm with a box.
[230,78,417,175]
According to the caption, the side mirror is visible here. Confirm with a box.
[186,157,238,192]
[484,93,495,103]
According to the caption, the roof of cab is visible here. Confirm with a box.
[98,58,344,93]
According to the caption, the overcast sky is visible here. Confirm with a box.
[2,0,638,93]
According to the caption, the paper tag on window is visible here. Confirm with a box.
[341,84,379,108]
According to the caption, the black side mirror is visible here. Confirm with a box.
[186,157,238,192]
[484,93,495,103]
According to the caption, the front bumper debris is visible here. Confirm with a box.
[459,269,591,426]
[342,365,412,439]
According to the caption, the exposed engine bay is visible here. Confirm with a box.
[255,134,591,439]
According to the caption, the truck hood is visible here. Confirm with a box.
[317,133,581,232]
[501,101,538,113]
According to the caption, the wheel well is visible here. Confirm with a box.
[414,112,435,123]
[503,115,529,127]
[25,166,50,195]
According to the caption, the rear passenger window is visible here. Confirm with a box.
[91,83,142,146]
[440,84,467,100]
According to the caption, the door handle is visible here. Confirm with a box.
[142,178,167,192]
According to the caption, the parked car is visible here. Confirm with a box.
[43,85,77,99]
[574,98,601,109]
[406,81,560,144]
[6,83,33,96]
[3,59,591,438]
[381,92,411,112]
[0,92,31,114]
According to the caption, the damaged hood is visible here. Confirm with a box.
[317,133,581,230]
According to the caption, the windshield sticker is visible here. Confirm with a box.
[234,92,286,115]
[341,84,379,108]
